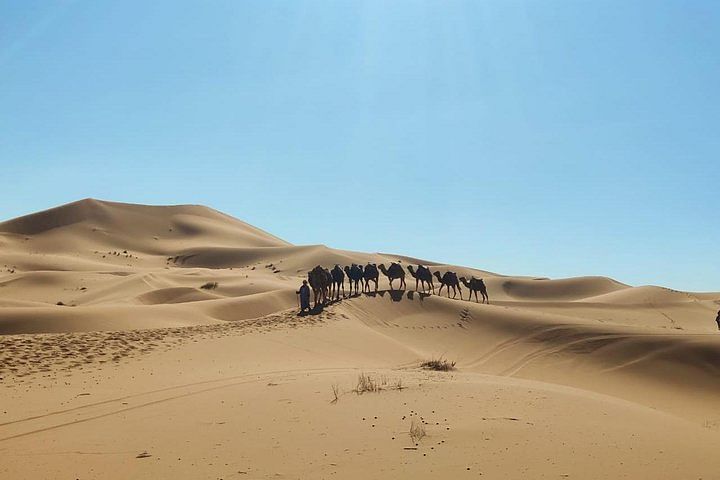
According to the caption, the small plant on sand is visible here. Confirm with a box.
[200,282,218,290]
[410,418,426,443]
[354,373,380,394]
[421,357,456,371]
[352,373,406,395]
[330,382,340,404]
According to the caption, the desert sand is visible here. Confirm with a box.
[1,199,719,479]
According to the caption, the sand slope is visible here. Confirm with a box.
[1,199,719,479]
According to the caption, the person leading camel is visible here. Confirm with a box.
[296,280,311,314]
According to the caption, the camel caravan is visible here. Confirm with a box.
[305,262,489,308]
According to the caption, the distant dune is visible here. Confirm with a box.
[1,199,719,479]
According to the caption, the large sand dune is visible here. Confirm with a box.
[1,199,719,479]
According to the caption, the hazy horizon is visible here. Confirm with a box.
[2,1,718,292]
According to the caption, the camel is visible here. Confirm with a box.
[378,263,406,290]
[308,265,330,307]
[407,265,435,294]
[362,263,379,293]
[324,268,333,301]
[344,264,363,297]
[459,277,489,304]
[330,264,345,300]
[433,271,463,299]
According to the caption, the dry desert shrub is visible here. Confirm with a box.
[331,382,340,404]
[352,373,406,395]
[200,281,219,290]
[420,357,456,371]
[355,372,380,394]
[410,418,426,443]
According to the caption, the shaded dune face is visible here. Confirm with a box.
[499,277,627,301]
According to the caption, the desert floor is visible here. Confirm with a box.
[1,199,719,479]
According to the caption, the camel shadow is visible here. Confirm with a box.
[406,291,430,302]
[377,290,405,302]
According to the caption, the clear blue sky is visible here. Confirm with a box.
[1,1,718,291]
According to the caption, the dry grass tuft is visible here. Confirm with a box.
[410,418,426,443]
[200,282,219,290]
[354,373,380,394]
[353,373,406,395]
[330,383,340,404]
[421,357,456,371]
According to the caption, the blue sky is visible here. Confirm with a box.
[1,1,718,291]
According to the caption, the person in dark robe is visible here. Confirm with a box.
[297,280,311,315]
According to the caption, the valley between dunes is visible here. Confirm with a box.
[1,199,719,479]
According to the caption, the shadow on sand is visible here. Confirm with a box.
[297,289,434,316]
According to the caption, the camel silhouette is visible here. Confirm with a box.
[407,265,435,294]
[330,264,345,300]
[308,265,330,307]
[344,264,363,297]
[459,276,488,304]
[378,263,406,290]
[362,263,379,293]
[433,270,463,299]
[323,267,333,301]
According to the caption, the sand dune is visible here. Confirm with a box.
[1,199,719,479]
